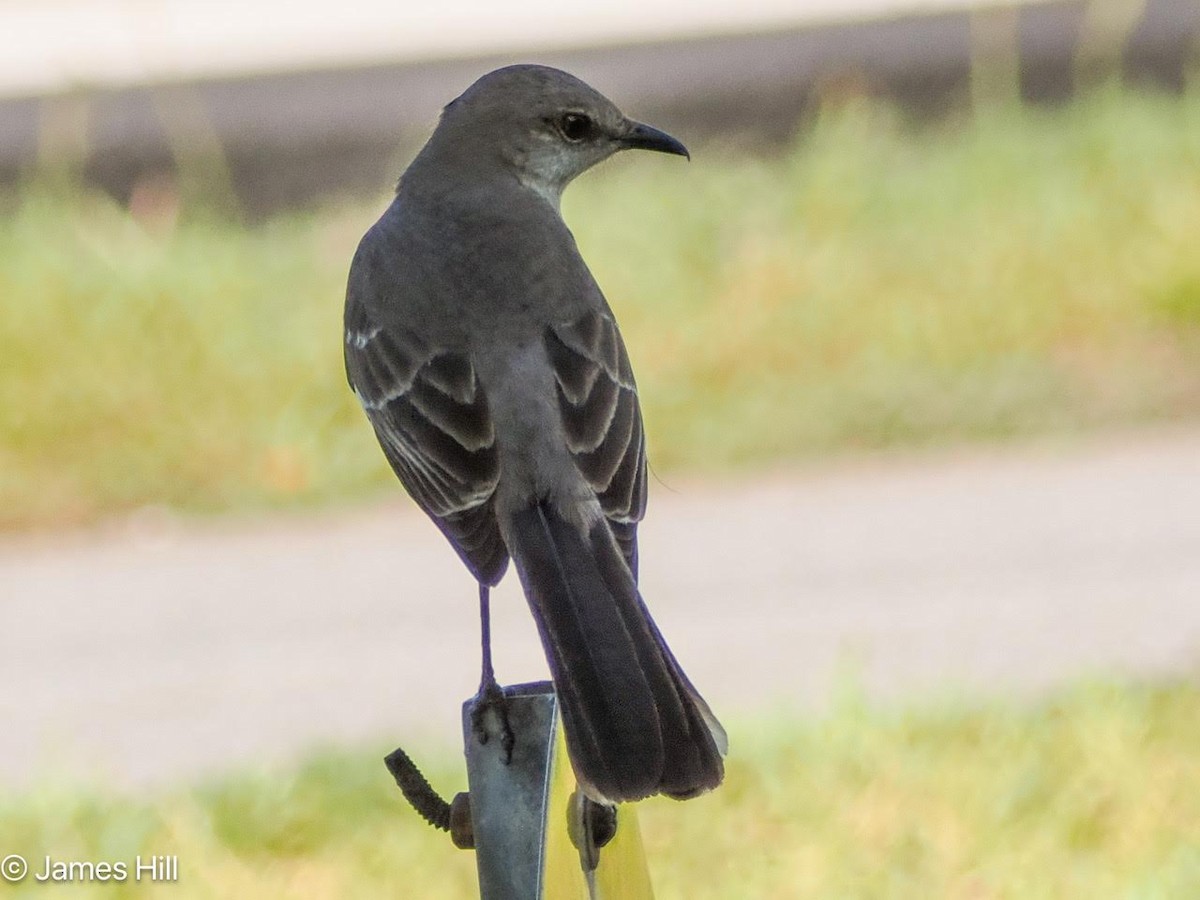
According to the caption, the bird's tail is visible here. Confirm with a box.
[507,499,726,803]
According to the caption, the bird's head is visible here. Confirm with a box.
[427,64,689,207]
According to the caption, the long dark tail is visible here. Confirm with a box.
[507,500,726,803]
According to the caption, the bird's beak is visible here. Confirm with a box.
[619,120,690,160]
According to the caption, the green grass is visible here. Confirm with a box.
[2,678,1198,897]
[3,87,1200,528]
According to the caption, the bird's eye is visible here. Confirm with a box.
[558,112,593,143]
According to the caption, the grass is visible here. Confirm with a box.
[3,86,1200,528]
[2,677,1198,897]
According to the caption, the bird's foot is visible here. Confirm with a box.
[568,790,618,872]
[470,680,515,764]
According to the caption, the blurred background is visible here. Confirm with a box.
[2,0,1200,895]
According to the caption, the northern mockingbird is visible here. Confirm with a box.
[344,64,726,804]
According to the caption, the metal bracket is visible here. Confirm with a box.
[461,681,655,900]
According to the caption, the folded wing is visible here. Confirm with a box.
[545,309,648,577]
[345,314,508,585]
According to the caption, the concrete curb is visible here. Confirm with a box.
[1,0,1196,214]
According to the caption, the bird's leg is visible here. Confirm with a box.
[470,584,514,762]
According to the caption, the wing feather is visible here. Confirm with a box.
[345,316,508,585]
[546,310,649,576]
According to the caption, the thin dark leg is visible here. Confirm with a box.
[470,584,514,762]
[479,582,495,691]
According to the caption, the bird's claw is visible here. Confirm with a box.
[471,681,515,763]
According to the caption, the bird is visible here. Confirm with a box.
[343,64,726,804]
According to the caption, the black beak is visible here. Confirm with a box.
[619,120,690,160]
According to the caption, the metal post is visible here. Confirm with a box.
[462,681,655,900]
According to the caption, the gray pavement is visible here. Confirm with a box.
[0,0,977,96]
[6,1,1197,215]
[3,428,1200,789]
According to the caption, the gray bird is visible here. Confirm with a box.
[344,64,726,803]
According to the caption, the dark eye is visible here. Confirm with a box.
[558,112,593,142]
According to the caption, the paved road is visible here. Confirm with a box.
[6,1,1196,215]
[0,0,997,96]
[3,428,1200,788]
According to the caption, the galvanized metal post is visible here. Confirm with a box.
[462,681,655,900]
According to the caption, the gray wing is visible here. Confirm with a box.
[545,309,648,577]
[345,309,508,586]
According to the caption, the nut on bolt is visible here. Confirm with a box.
[449,792,474,849]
